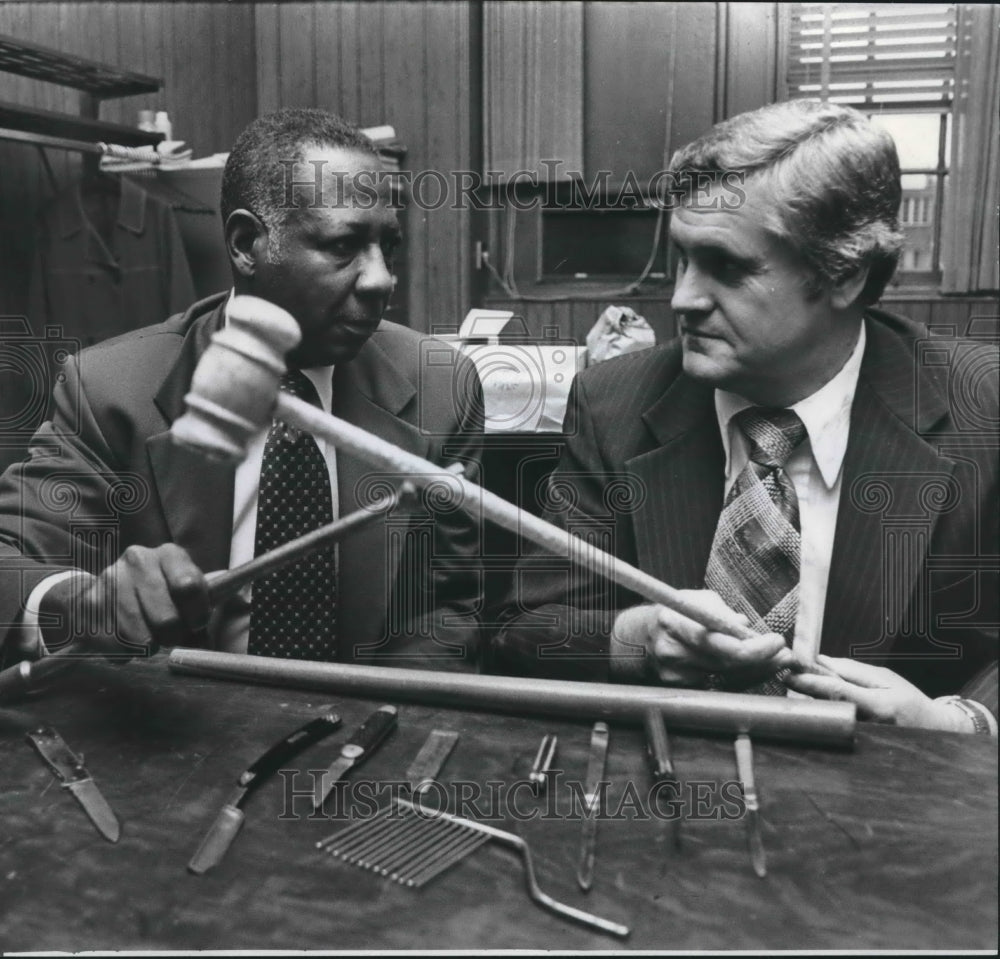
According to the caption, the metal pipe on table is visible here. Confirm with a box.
[168,648,857,747]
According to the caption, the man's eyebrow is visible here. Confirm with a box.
[670,238,756,263]
[316,219,401,235]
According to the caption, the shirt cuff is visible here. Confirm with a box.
[20,570,92,658]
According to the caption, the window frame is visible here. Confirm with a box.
[779,2,958,291]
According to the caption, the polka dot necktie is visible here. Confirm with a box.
[248,370,338,660]
[704,407,807,694]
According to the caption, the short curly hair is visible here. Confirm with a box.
[220,108,378,229]
[668,99,904,305]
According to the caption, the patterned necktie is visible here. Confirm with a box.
[704,407,807,693]
[248,370,338,660]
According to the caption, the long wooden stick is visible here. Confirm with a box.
[275,394,763,641]
[167,648,856,747]
[172,297,839,681]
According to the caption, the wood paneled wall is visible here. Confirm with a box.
[484,293,1000,345]
[254,1,476,335]
[1,2,994,356]
[0,2,257,317]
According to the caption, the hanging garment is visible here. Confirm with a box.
[28,176,195,349]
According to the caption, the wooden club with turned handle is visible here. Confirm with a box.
[0,481,416,704]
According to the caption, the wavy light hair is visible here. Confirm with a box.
[668,99,904,304]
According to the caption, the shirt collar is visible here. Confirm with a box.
[714,322,866,490]
[223,290,334,413]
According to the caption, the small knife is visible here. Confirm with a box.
[188,710,341,875]
[26,725,121,843]
[576,721,609,892]
[643,708,682,852]
[312,704,399,811]
[734,732,767,878]
[405,729,459,797]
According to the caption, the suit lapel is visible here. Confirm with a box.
[821,315,955,658]
[332,331,426,657]
[627,374,723,590]
[146,297,235,574]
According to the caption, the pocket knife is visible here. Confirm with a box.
[312,704,399,811]
[188,710,342,874]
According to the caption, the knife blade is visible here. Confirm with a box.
[405,729,459,797]
[312,704,398,811]
[734,732,767,878]
[576,721,609,892]
[188,710,341,875]
[26,725,121,843]
[643,708,681,852]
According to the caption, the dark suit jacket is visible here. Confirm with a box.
[0,293,485,668]
[492,309,998,704]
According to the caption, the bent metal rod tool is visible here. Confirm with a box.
[317,796,630,939]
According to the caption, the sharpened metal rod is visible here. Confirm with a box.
[406,831,490,888]
[376,818,458,876]
[355,816,427,871]
[317,807,399,850]
[330,812,413,860]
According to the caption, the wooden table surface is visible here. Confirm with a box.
[0,656,996,953]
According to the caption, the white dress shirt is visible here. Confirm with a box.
[712,324,995,734]
[714,323,866,664]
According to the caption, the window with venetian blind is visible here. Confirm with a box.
[783,2,958,285]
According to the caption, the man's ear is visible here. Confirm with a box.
[225,209,268,280]
[830,265,870,310]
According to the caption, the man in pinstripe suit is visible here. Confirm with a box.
[493,100,997,734]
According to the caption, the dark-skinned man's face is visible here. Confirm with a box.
[253,145,401,368]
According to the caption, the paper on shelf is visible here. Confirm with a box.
[460,343,586,433]
[457,309,515,342]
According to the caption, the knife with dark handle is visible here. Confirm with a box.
[188,710,341,875]
[735,732,767,878]
[26,725,121,843]
[643,708,681,852]
[312,704,398,810]
[576,721,609,892]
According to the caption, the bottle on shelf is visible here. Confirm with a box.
[154,111,173,141]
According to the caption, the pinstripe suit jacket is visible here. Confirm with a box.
[492,308,998,705]
[0,293,484,668]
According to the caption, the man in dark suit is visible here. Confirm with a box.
[492,100,997,733]
[0,108,483,669]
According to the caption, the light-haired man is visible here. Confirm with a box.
[493,99,997,733]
